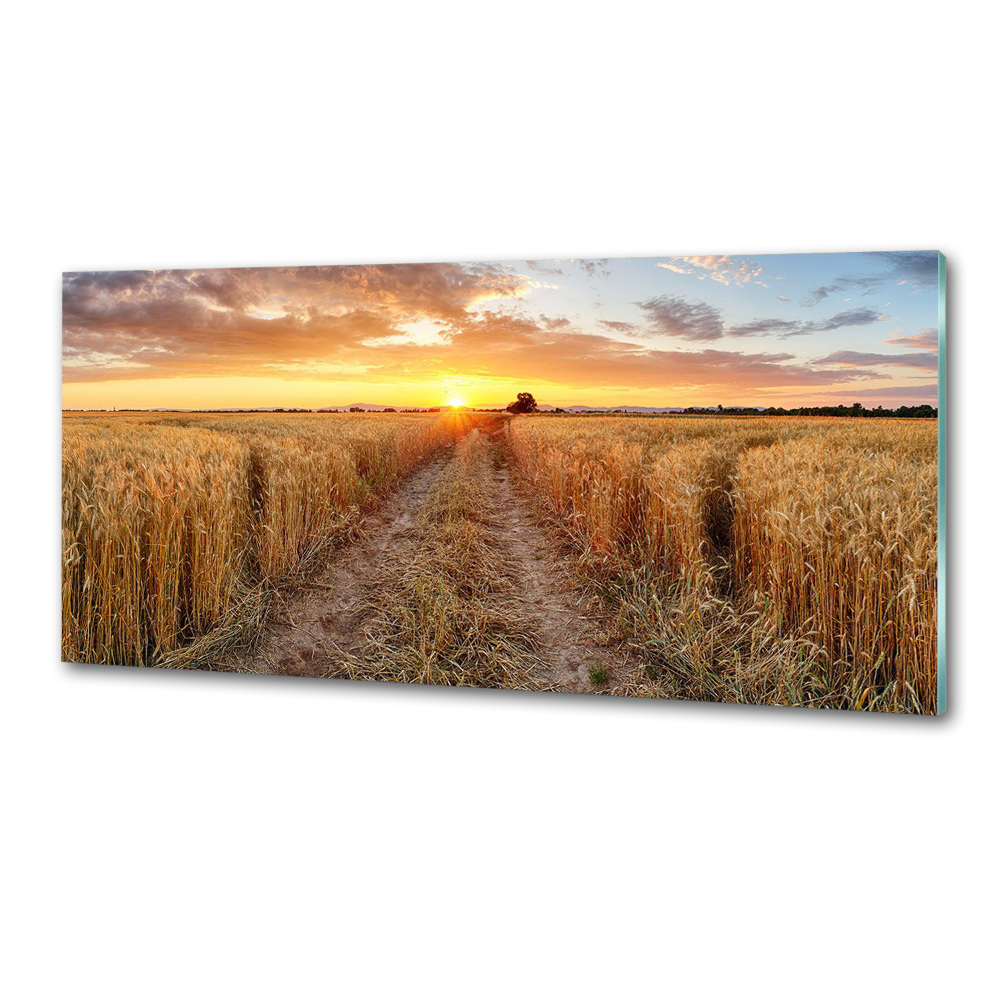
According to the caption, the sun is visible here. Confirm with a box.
[446,396,466,408]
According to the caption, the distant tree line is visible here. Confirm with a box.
[682,403,937,418]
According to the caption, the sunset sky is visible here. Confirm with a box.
[62,251,941,409]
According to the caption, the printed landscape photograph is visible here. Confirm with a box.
[62,251,945,713]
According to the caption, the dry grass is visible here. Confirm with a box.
[62,411,480,668]
[507,415,938,712]
[339,423,541,689]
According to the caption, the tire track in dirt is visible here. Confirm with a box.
[341,429,543,689]
[233,432,641,695]
[492,453,642,694]
[234,450,455,676]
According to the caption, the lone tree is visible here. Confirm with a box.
[506,391,539,414]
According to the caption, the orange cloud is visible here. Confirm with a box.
[63,263,898,402]
[882,328,938,351]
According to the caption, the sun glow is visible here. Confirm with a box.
[446,397,466,408]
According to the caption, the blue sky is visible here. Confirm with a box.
[502,251,939,403]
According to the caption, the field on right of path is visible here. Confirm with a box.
[507,415,939,713]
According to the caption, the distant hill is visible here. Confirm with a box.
[544,404,687,413]
[319,403,426,412]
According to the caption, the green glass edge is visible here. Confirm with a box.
[937,252,947,714]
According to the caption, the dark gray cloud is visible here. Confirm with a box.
[574,258,611,279]
[814,350,938,371]
[525,260,564,276]
[599,319,639,334]
[867,251,940,285]
[727,318,803,338]
[803,251,939,306]
[539,314,571,330]
[811,308,888,331]
[637,295,725,341]
[816,382,938,401]
[804,278,882,306]
[727,307,888,339]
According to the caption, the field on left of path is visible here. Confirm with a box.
[61,411,486,668]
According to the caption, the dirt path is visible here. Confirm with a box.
[492,462,636,693]
[234,452,454,676]
[236,433,640,693]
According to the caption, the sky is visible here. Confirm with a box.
[62,251,941,409]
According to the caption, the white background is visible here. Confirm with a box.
[3,3,996,997]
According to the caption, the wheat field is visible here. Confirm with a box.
[506,415,938,711]
[61,411,475,668]
[62,411,939,711]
